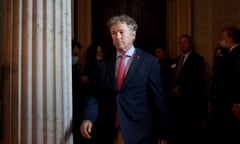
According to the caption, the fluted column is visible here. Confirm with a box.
[1,0,72,144]
[166,0,192,58]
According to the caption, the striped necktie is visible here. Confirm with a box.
[174,55,185,80]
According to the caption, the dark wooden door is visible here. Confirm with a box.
[92,0,166,56]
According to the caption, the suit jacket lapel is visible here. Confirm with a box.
[179,51,193,71]
[122,49,143,87]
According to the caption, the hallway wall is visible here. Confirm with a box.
[193,0,240,97]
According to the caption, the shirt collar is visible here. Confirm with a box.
[116,46,135,57]
[229,44,239,53]
[181,49,192,57]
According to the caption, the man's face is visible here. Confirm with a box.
[96,46,103,59]
[216,49,224,57]
[154,48,165,60]
[110,23,136,53]
[179,37,192,54]
[221,31,232,48]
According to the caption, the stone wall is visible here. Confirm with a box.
[193,0,240,97]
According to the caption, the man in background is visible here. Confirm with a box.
[168,34,207,144]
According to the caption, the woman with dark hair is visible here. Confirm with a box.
[203,45,228,143]
[78,43,104,143]
[211,46,228,97]
[83,43,104,83]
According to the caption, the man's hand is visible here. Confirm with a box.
[80,120,93,139]
[80,75,90,84]
[171,86,181,97]
[232,104,240,120]
[158,139,167,144]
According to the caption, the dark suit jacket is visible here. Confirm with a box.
[214,46,240,119]
[82,48,168,144]
[218,45,240,142]
[224,45,240,103]
[170,50,207,129]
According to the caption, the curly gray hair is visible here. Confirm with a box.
[107,14,138,32]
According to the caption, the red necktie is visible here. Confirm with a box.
[115,54,126,128]
[174,55,185,80]
[117,54,126,90]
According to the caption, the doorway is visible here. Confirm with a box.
[92,0,166,56]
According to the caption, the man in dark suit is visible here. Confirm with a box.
[168,34,207,144]
[80,14,168,144]
[218,26,240,144]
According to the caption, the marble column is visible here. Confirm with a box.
[1,0,72,144]
[166,0,192,58]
